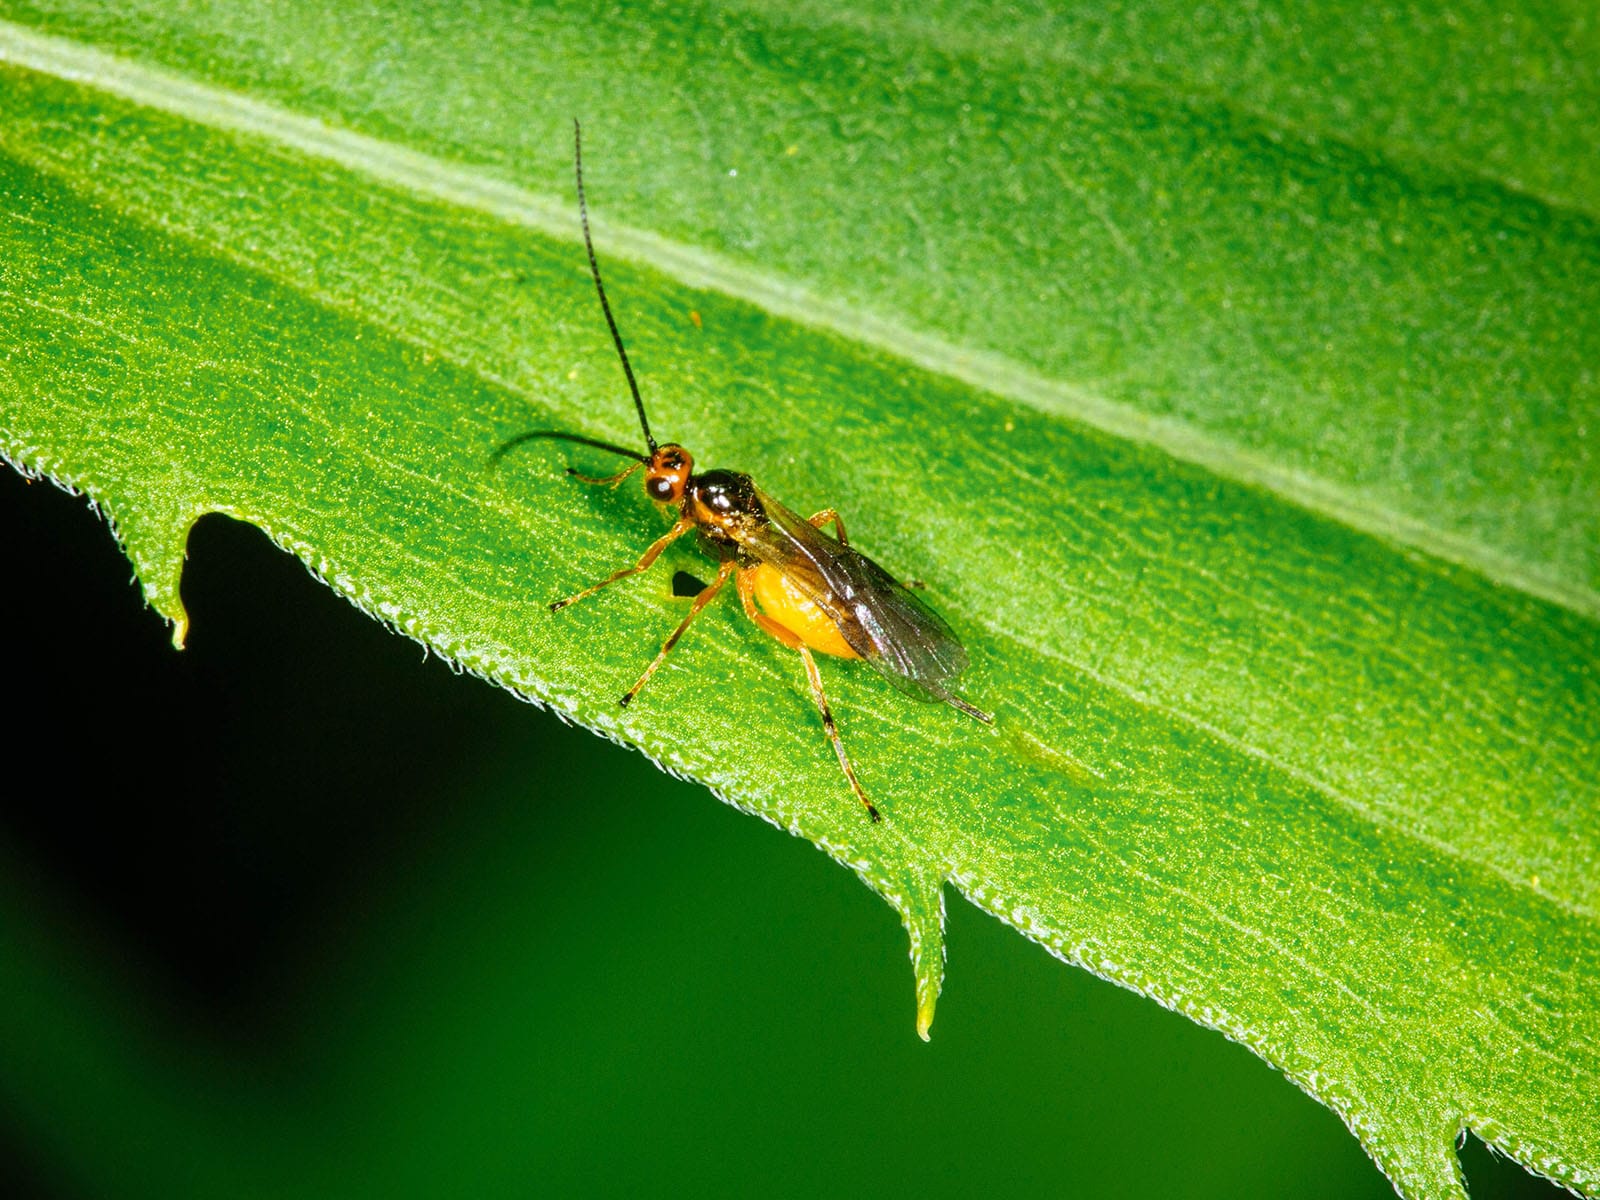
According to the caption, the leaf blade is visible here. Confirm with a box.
[0,13,1596,1200]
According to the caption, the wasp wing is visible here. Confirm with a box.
[742,488,969,703]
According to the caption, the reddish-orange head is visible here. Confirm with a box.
[644,443,693,504]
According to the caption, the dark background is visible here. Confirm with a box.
[0,463,1560,1197]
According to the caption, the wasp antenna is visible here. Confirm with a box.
[574,119,656,454]
[491,429,647,466]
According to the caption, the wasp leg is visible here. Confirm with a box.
[550,516,694,612]
[807,508,848,545]
[619,560,735,707]
[568,460,643,487]
[798,645,879,823]
[736,570,878,823]
[808,508,927,589]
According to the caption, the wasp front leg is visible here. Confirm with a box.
[550,516,694,612]
[568,460,643,487]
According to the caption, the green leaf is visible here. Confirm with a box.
[1,7,1595,1199]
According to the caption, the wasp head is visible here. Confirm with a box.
[644,444,694,504]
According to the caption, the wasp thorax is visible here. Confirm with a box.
[687,470,760,530]
[645,444,693,503]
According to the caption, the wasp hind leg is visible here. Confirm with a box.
[807,508,848,545]
[736,569,878,823]
[810,508,925,588]
[798,645,879,823]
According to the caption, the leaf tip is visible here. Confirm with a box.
[861,861,949,1041]
[894,867,948,1044]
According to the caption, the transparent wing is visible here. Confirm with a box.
[742,487,969,702]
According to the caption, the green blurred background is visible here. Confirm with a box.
[0,466,1562,1197]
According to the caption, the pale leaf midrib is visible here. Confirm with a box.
[1,20,1593,621]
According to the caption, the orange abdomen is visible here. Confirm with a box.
[748,563,860,659]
